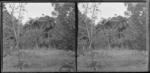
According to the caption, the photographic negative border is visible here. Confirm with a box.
[147,0,150,71]
[1,2,3,72]
[0,0,149,72]
[1,1,76,73]
[77,0,149,72]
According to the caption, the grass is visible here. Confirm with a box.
[3,48,75,72]
[77,48,148,72]
[3,48,148,72]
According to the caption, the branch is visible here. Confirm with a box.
[9,4,18,42]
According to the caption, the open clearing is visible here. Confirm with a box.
[3,49,75,72]
[77,49,148,72]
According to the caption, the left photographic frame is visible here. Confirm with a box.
[2,2,76,72]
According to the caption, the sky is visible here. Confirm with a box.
[78,3,127,25]
[5,3,127,25]
[5,3,54,25]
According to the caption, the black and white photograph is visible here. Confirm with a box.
[77,2,148,72]
[1,0,149,72]
[2,3,75,72]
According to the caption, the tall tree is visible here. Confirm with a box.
[4,3,26,70]
[80,3,100,71]
[78,10,92,50]
[124,3,147,50]
[52,3,75,51]
[98,16,128,49]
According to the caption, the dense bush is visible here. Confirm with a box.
[3,3,75,51]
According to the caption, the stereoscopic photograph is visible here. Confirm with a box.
[1,1,149,72]
[2,3,75,72]
[77,2,148,72]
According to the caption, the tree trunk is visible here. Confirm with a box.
[90,43,95,70]
[10,6,22,71]
[9,3,26,71]
[106,30,111,55]
[16,40,22,70]
[35,37,38,49]
[83,4,100,71]
[108,36,111,50]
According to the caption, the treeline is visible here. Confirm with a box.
[78,3,147,51]
[3,3,75,51]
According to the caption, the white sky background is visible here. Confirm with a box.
[5,3,54,25]
[5,3,127,25]
[78,3,127,25]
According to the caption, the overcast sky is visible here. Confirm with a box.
[5,3,127,25]
[78,3,127,24]
[5,3,54,24]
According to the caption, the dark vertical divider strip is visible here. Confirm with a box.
[148,0,150,71]
[75,2,78,72]
[1,2,3,72]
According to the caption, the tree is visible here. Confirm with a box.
[78,10,91,50]
[19,3,75,51]
[3,4,16,51]
[3,3,26,70]
[21,15,56,49]
[52,3,75,51]
[80,3,100,71]
[124,3,147,50]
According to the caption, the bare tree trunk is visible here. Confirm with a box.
[17,8,23,71]
[35,37,38,49]
[106,30,111,55]
[83,3,100,71]
[9,3,26,71]
[84,4,94,71]
[10,4,21,70]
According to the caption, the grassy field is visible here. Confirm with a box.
[3,48,148,72]
[3,49,75,72]
[77,48,148,72]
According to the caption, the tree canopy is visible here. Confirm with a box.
[3,3,75,51]
[78,3,147,51]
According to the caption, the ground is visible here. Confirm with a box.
[77,48,148,72]
[2,49,75,72]
[3,48,148,72]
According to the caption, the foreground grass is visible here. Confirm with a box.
[77,48,148,72]
[3,49,75,72]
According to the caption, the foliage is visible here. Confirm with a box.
[78,3,147,52]
[124,3,147,50]
[53,3,75,50]
[3,3,75,52]
[3,4,18,51]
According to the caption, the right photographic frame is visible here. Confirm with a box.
[77,1,149,72]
